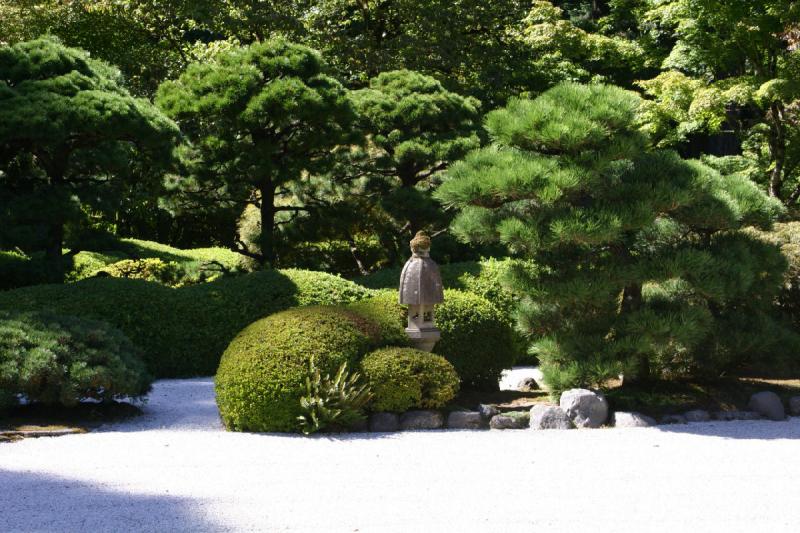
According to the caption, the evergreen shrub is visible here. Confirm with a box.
[0,313,152,410]
[0,269,371,377]
[215,306,378,432]
[360,347,460,412]
[346,290,410,347]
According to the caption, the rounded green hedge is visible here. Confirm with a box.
[0,269,372,378]
[346,289,409,348]
[0,312,152,410]
[215,306,379,432]
[360,347,460,412]
[434,289,517,391]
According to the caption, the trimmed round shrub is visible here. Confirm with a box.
[0,313,152,410]
[360,347,460,412]
[434,289,516,391]
[215,306,380,432]
[347,289,410,348]
[98,258,184,285]
[0,269,372,378]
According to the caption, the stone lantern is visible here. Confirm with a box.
[399,231,444,352]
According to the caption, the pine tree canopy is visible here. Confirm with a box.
[155,38,357,264]
[436,82,790,392]
[0,37,179,263]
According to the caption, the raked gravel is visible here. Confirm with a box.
[2,378,800,533]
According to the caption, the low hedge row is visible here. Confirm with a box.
[0,269,371,378]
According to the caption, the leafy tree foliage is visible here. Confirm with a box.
[156,39,357,265]
[0,37,178,272]
[436,83,788,393]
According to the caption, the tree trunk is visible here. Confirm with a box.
[768,101,787,200]
[45,165,67,282]
[259,182,276,267]
[620,283,651,384]
[346,232,369,276]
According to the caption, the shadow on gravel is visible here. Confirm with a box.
[653,418,800,440]
[0,469,223,532]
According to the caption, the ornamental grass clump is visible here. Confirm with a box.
[436,82,792,394]
[297,361,373,434]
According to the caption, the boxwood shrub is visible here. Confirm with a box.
[0,312,152,410]
[215,306,379,432]
[360,347,460,412]
[0,269,371,377]
[346,289,410,348]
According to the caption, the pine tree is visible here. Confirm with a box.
[156,39,357,266]
[0,37,178,271]
[436,82,789,393]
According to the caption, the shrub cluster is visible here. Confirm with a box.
[215,306,378,432]
[0,269,371,377]
[0,313,152,410]
[360,347,460,412]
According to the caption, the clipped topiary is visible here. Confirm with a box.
[98,258,184,285]
[215,306,380,432]
[0,268,371,378]
[0,312,152,410]
[434,289,517,391]
[347,289,410,348]
[360,347,460,413]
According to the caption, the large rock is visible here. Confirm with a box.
[789,396,800,416]
[447,411,486,430]
[400,410,444,430]
[747,391,785,421]
[684,409,711,423]
[529,405,573,430]
[369,412,400,432]
[478,404,499,419]
[559,389,608,428]
[489,413,530,430]
[613,412,656,428]
[660,414,687,425]
[517,377,540,392]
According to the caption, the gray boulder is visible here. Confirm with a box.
[747,391,785,421]
[447,411,486,430]
[789,396,800,416]
[712,410,762,421]
[529,405,573,430]
[559,389,608,428]
[369,412,400,432]
[613,411,657,428]
[517,377,540,392]
[400,410,444,430]
[660,414,687,425]
[479,404,500,419]
[684,409,711,422]
[489,412,530,430]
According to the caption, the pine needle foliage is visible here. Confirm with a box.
[436,82,790,394]
[297,361,372,435]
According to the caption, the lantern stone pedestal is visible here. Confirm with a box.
[399,232,444,352]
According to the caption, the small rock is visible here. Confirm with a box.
[660,414,687,425]
[529,405,573,430]
[369,412,400,432]
[613,412,657,428]
[559,389,609,428]
[747,391,785,421]
[517,377,540,392]
[447,411,486,430]
[684,409,711,422]
[490,412,530,430]
[479,404,500,419]
[400,410,444,430]
[712,410,762,421]
[789,396,800,416]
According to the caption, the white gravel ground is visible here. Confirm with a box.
[2,378,800,533]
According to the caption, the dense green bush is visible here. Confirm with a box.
[0,269,372,377]
[356,258,532,362]
[346,288,517,390]
[97,258,184,284]
[360,347,460,412]
[215,306,379,432]
[434,289,517,390]
[346,290,410,347]
[0,313,152,410]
